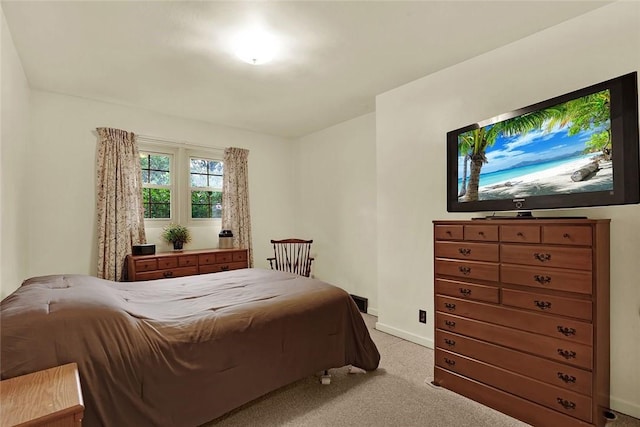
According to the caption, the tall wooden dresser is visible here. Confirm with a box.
[432,219,610,427]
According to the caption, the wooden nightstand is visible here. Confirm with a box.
[0,363,84,427]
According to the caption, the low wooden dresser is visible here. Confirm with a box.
[126,248,248,281]
[0,363,84,427]
[432,218,610,427]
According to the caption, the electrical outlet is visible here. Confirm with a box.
[419,309,427,324]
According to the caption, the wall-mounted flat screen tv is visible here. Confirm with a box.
[447,72,639,216]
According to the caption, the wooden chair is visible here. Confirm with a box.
[267,239,314,277]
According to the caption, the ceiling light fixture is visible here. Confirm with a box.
[233,29,278,65]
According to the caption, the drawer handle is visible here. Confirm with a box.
[478,231,485,237]
[557,349,577,359]
[444,357,456,367]
[444,338,456,347]
[163,271,174,278]
[458,248,471,256]
[557,373,577,384]
[444,303,456,311]
[458,266,471,275]
[459,288,472,297]
[533,252,552,262]
[556,398,576,410]
[221,265,230,271]
[534,300,552,310]
[444,320,456,328]
[557,326,576,336]
[563,233,571,239]
[516,232,524,237]
[446,231,452,236]
[533,274,551,284]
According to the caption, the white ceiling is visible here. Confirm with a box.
[2,1,610,138]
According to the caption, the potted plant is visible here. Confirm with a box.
[162,223,192,251]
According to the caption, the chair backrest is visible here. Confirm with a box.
[269,239,314,277]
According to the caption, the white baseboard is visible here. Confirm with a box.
[611,395,640,420]
[375,321,434,349]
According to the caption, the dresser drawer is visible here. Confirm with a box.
[232,251,248,262]
[436,330,593,396]
[501,264,592,294]
[436,349,593,423]
[436,313,593,370]
[157,257,178,269]
[543,226,592,246]
[436,296,592,345]
[178,255,198,267]
[135,266,199,281]
[435,225,464,240]
[435,259,499,282]
[434,368,595,427]
[199,254,217,265]
[199,261,247,274]
[502,288,592,321]
[435,241,499,262]
[215,252,233,263]
[435,279,499,304]
[464,225,498,242]
[135,258,158,272]
[500,225,541,243]
[501,244,592,270]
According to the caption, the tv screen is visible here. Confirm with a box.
[447,72,639,215]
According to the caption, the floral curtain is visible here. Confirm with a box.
[222,147,253,266]
[96,127,146,281]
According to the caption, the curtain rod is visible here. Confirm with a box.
[136,134,224,152]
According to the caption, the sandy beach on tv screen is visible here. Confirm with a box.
[476,156,613,200]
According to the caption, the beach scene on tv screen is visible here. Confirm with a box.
[457,89,613,202]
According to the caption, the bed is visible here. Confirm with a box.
[0,268,380,426]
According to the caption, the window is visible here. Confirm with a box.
[138,142,223,224]
[140,152,172,219]
[190,158,223,219]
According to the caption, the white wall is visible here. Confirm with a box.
[1,6,30,298]
[376,2,640,417]
[24,91,294,285]
[292,113,378,312]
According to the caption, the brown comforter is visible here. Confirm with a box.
[0,268,379,426]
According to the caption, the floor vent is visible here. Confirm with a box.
[350,294,368,313]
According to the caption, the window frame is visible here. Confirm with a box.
[138,142,224,228]
[188,154,224,221]
[139,149,176,223]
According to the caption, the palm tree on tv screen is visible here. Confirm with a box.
[457,134,473,197]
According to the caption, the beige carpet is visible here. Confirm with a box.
[205,314,639,427]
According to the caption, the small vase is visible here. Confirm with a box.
[173,241,183,251]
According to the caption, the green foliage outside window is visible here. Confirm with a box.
[191,190,222,218]
[190,158,223,219]
[142,188,171,218]
[141,153,171,219]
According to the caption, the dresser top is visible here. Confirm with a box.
[0,363,84,426]
[128,247,247,260]
[433,218,610,225]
